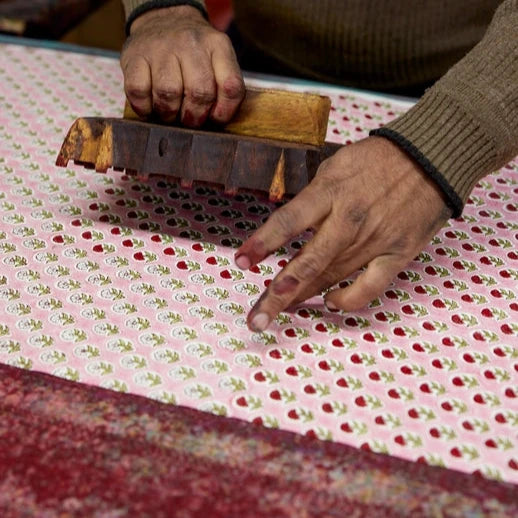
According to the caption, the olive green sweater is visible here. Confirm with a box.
[122,0,518,217]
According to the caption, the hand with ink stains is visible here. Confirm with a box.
[120,5,245,127]
[235,136,451,332]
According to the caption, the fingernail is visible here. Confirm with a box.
[235,254,251,270]
[250,312,270,332]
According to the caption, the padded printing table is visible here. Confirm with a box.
[0,36,516,516]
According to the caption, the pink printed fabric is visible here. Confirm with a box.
[0,42,516,483]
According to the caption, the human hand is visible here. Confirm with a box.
[120,5,245,126]
[234,136,452,332]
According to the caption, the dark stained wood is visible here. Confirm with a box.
[56,117,342,200]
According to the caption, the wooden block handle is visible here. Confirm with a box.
[123,87,331,146]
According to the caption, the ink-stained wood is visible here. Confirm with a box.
[56,117,341,200]
[123,87,332,146]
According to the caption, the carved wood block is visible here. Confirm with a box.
[56,118,341,201]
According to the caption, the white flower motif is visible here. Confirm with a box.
[133,370,162,388]
[106,338,134,353]
[40,350,67,365]
[28,335,51,348]
[48,312,74,326]
[183,382,212,399]
[72,345,100,359]
[85,274,102,286]
[85,360,114,376]
[15,269,35,281]
[33,251,55,263]
[148,390,176,404]
[120,354,147,370]
[79,308,99,320]
[184,341,212,358]
[74,260,97,271]
[137,332,165,348]
[12,226,33,237]
[5,303,29,316]
[234,317,248,329]
[117,269,138,281]
[100,379,128,392]
[30,210,50,220]
[151,348,180,364]
[16,317,40,331]
[53,366,80,381]
[45,265,63,277]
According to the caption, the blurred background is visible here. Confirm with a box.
[0,0,233,51]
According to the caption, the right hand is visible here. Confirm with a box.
[120,5,245,127]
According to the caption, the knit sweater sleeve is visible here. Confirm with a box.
[371,0,518,218]
[121,0,207,34]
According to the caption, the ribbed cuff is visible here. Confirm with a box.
[370,127,463,218]
[125,0,208,35]
[370,88,498,218]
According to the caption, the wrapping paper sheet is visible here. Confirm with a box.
[0,42,517,483]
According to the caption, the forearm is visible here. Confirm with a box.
[372,0,518,218]
[121,0,207,34]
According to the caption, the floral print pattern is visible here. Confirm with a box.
[0,41,516,484]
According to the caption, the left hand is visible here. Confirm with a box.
[120,5,244,126]
[234,136,452,332]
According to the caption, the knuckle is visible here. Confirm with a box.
[319,269,339,289]
[265,290,290,312]
[209,31,232,47]
[185,85,216,105]
[221,75,245,100]
[346,207,366,225]
[153,86,183,102]
[270,206,297,236]
[126,84,150,100]
[177,29,202,47]
[313,174,338,203]
[292,254,323,281]
[388,235,411,252]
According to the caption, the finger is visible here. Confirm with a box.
[324,254,406,311]
[123,56,152,117]
[179,52,217,127]
[247,215,352,332]
[234,183,332,270]
[292,248,374,305]
[210,36,245,124]
[150,55,183,122]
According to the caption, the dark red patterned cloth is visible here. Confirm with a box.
[0,363,516,517]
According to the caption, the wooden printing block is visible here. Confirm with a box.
[56,88,342,200]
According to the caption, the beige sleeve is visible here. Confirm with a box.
[371,0,518,217]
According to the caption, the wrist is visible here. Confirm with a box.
[131,5,203,33]
[369,129,459,217]
[368,135,451,216]
[126,1,208,35]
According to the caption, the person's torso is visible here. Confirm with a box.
[233,0,501,92]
